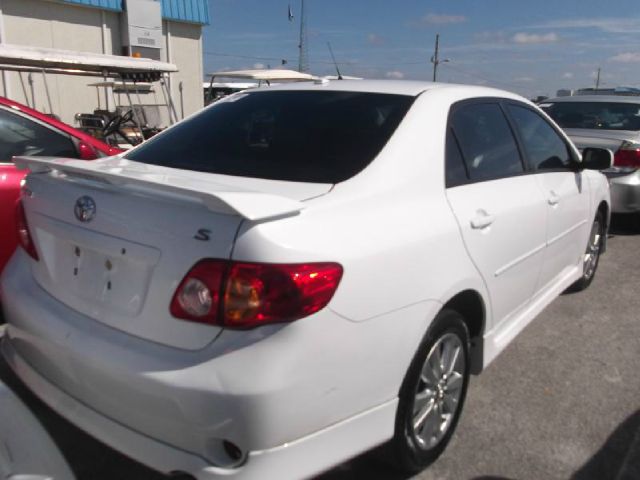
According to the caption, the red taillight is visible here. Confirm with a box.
[613,141,640,168]
[170,260,343,329]
[15,199,38,261]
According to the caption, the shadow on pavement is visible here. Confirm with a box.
[470,477,515,480]
[319,411,640,480]
[316,445,413,480]
[572,410,640,480]
[609,213,640,237]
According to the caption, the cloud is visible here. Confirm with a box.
[253,63,265,69]
[474,31,507,43]
[529,18,640,35]
[367,33,385,46]
[514,76,534,83]
[512,32,559,44]
[562,72,574,79]
[610,52,640,63]
[385,70,405,79]
[418,13,467,26]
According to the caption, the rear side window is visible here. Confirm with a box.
[450,103,523,181]
[445,128,468,187]
[126,91,414,184]
[541,101,640,131]
[0,108,76,161]
[507,105,572,171]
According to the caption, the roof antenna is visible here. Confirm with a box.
[327,42,343,80]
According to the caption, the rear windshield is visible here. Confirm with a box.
[126,90,414,183]
[540,101,640,131]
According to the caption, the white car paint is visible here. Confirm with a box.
[0,80,610,479]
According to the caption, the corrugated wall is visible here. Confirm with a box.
[60,0,122,11]
[160,0,209,25]
[57,0,210,24]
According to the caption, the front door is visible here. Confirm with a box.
[445,101,547,328]
[505,103,590,291]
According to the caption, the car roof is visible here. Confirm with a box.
[544,95,640,104]
[245,79,523,99]
[0,96,119,154]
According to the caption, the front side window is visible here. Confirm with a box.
[507,105,572,171]
[0,108,76,162]
[451,103,523,182]
[126,91,414,184]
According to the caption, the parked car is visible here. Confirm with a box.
[0,96,122,276]
[539,95,640,216]
[1,81,611,479]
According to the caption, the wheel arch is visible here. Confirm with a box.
[441,289,486,375]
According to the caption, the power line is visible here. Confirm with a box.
[441,63,528,90]
[203,51,283,62]
[203,49,529,88]
[204,50,361,66]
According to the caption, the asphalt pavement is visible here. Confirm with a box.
[1,216,639,480]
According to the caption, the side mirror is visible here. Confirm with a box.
[76,141,98,160]
[581,147,613,170]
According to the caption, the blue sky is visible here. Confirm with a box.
[203,0,640,98]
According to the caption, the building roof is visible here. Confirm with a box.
[59,0,210,25]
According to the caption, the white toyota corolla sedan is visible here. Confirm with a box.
[1,80,611,479]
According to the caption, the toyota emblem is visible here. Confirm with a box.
[74,196,96,223]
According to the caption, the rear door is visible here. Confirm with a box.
[505,102,590,291]
[445,100,547,328]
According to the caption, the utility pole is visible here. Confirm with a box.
[297,0,309,73]
[595,67,601,90]
[430,34,449,82]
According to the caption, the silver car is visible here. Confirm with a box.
[540,95,640,214]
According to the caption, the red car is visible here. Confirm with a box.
[0,96,122,275]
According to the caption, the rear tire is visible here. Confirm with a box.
[387,309,470,473]
[567,211,604,293]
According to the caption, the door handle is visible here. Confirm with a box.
[470,211,495,229]
[548,191,560,206]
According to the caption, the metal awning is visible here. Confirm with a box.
[207,69,316,82]
[0,44,177,79]
[202,81,258,89]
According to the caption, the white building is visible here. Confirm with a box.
[0,0,209,125]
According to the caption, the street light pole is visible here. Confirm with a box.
[431,34,440,82]
[430,34,449,82]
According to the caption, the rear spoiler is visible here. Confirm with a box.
[14,156,305,221]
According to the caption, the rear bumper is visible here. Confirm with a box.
[606,170,640,213]
[0,250,433,478]
[1,337,396,480]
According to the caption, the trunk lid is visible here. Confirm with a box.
[17,156,330,350]
[564,128,640,151]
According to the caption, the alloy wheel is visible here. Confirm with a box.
[410,332,466,450]
[583,218,602,281]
